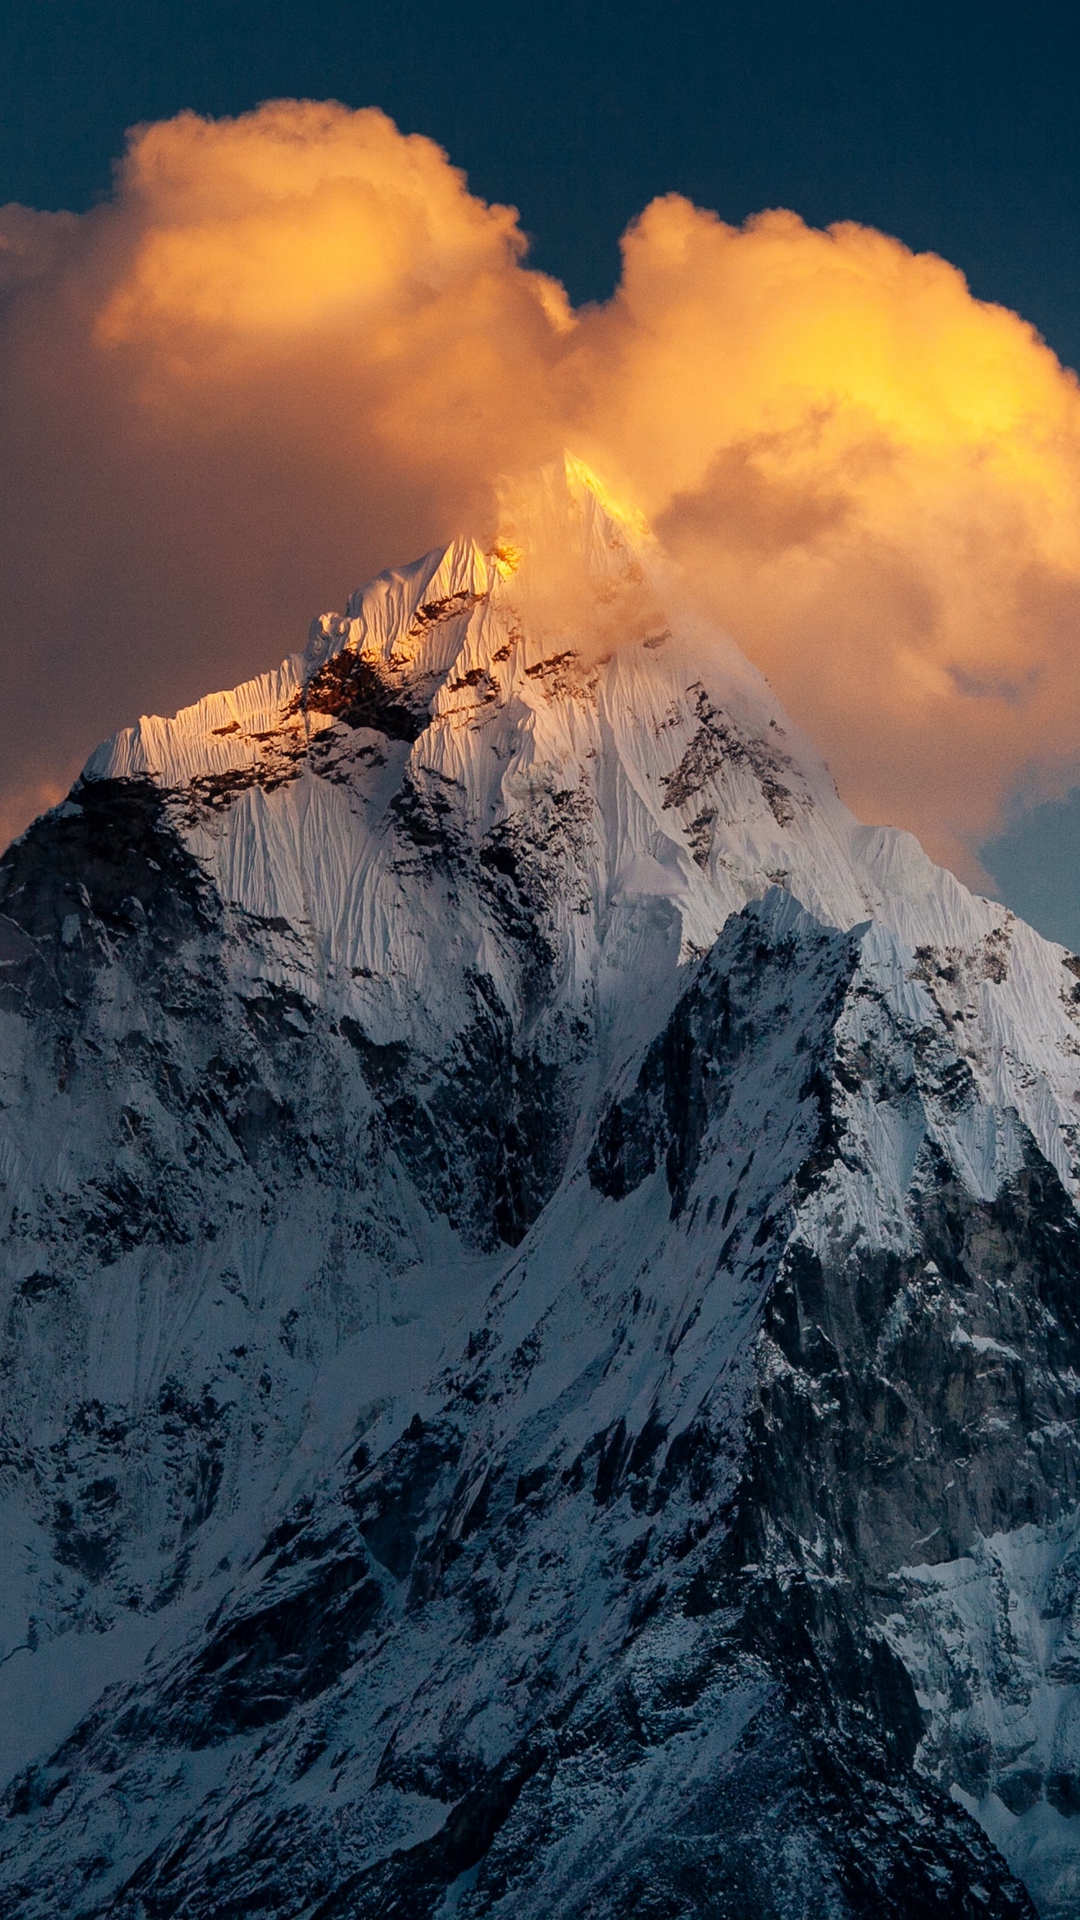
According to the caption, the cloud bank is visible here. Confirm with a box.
[3,99,1080,877]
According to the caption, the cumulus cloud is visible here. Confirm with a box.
[572,197,1080,877]
[0,103,566,842]
[3,100,1080,880]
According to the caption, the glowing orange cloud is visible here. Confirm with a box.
[572,197,1080,874]
[2,101,1080,883]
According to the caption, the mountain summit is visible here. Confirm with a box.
[1,458,1079,1915]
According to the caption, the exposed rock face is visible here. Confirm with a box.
[1,461,1080,1914]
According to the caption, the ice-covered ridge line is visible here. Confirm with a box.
[341,536,489,663]
[81,469,654,799]
[81,651,310,791]
[83,460,658,797]
[82,539,490,793]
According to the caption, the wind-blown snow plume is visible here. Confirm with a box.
[3,99,1080,873]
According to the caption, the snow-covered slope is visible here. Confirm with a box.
[1,458,1080,1914]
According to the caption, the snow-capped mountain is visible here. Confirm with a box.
[1,457,1080,1914]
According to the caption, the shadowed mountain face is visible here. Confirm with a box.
[2,463,1080,1915]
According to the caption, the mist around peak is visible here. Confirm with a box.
[487,455,668,667]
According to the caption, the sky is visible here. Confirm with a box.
[3,0,1080,938]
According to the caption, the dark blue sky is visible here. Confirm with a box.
[5,1,1080,358]
[5,0,1080,937]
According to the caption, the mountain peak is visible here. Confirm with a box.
[76,491,1080,1215]
[494,451,652,574]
